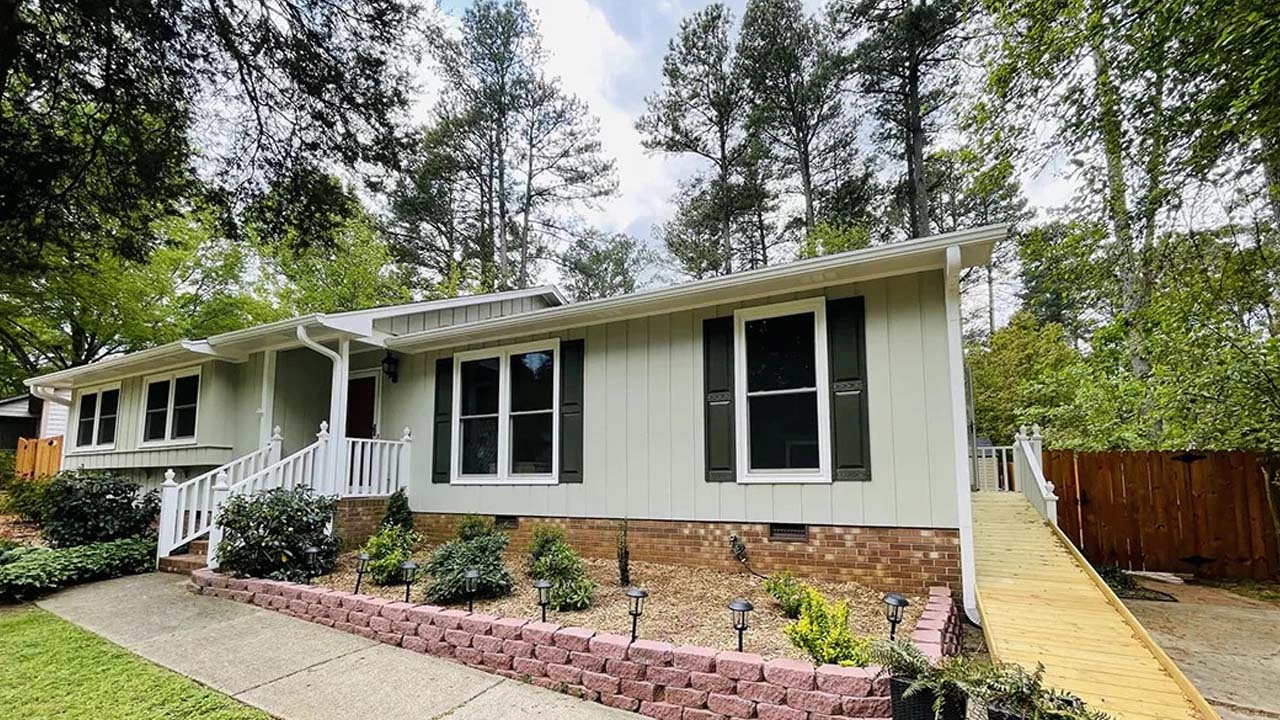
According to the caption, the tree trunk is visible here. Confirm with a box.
[719,132,733,275]
[905,62,929,239]
[519,119,534,289]
[799,149,815,232]
[496,123,510,290]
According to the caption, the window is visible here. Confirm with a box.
[734,298,831,483]
[452,340,559,484]
[141,369,201,443]
[74,385,120,448]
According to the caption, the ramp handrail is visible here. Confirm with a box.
[1012,424,1057,525]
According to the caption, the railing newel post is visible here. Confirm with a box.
[269,425,283,465]
[400,427,413,495]
[207,471,231,569]
[157,469,179,562]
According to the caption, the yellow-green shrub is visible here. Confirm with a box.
[783,587,873,666]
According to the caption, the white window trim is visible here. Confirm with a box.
[348,368,383,438]
[139,367,202,447]
[69,382,121,452]
[733,297,832,484]
[451,338,560,486]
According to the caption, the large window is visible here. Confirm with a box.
[733,298,831,483]
[452,340,559,484]
[141,369,201,443]
[74,385,120,449]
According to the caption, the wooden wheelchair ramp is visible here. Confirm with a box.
[972,492,1218,720]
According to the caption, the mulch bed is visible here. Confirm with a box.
[315,547,921,661]
[0,511,42,545]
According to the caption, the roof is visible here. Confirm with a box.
[25,286,563,390]
[0,394,36,418]
[386,224,1004,353]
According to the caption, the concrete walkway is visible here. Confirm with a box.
[38,573,632,720]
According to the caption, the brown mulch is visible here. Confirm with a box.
[0,511,42,545]
[315,548,921,661]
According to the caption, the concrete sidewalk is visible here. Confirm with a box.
[37,573,632,720]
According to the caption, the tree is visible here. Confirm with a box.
[637,3,750,274]
[656,179,734,280]
[1016,222,1107,347]
[966,312,1081,443]
[835,0,967,238]
[561,231,650,301]
[738,0,849,233]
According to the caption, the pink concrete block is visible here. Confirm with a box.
[647,666,691,688]
[785,688,841,714]
[915,618,946,631]
[534,644,570,664]
[589,633,632,660]
[928,586,952,597]
[407,604,444,624]
[689,671,734,694]
[377,632,401,646]
[334,621,356,634]
[483,652,512,670]
[532,676,560,691]
[353,626,378,641]
[707,692,755,718]
[381,601,416,622]
[513,656,547,677]
[454,646,483,665]
[756,702,806,720]
[369,616,392,633]
[816,664,875,696]
[288,599,310,614]
[582,670,620,695]
[277,583,304,600]
[315,617,335,627]
[738,680,786,704]
[436,609,469,630]
[226,577,250,591]
[392,620,418,635]
[521,621,561,645]
[715,651,764,681]
[461,613,498,635]
[622,679,662,702]
[842,695,892,717]
[547,663,583,684]
[664,687,708,708]
[492,617,528,639]
[763,658,815,690]
[348,611,370,628]
[554,626,596,652]
[418,624,444,642]
[683,709,729,720]
[607,658,647,680]
[296,587,324,604]
[571,651,606,672]
[268,595,289,610]
[444,629,473,647]
[503,638,534,658]
[629,639,675,666]
[601,693,641,712]
[327,607,349,623]
[402,636,429,653]
[473,634,504,653]
[639,701,683,720]
[339,593,369,610]
[320,590,353,608]
[358,597,392,615]
[428,641,453,657]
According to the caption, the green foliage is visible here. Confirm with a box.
[783,587,872,666]
[214,487,338,582]
[362,524,421,586]
[40,471,159,548]
[870,639,934,680]
[422,533,514,604]
[974,663,1112,720]
[1096,566,1137,594]
[531,540,597,611]
[4,475,51,523]
[0,537,154,601]
[798,222,870,259]
[456,514,498,541]
[616,520,631,587]
[0,451,15,489]
[763,571,807,619]
[379,488,414,532]
[527,524,567,575]
[562,231,650,301]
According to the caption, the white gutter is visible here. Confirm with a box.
[30,385,71,407]
[295,326,349,496]
[944,245,980,624]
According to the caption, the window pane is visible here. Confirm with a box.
[173,375,199,407]
[510,350,554,412]
[461,417,499,474]
[144,410,167,441]
[145,380,169,412]
[745,312,816,392]
[77,393,96,446]
[97,416,117,445]
[460,358,499,415]
[748,392,819,470]
[171,407,196,439]
[99,389,119,417]
[510,412,553,474]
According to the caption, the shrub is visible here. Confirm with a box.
[456,514,497,541]
[422,533,514,604]
[379,488,414,532]
[527,524,566,575]
[532,540,596,610]
[215,486,338,582]
[0,450,14,489]
[41,470,159,548]
[784,587,873,666]
[763,571,807,619]
[363,524,420,585]
[0,537,154,601]
[616,520,630,587]
[4,476,51,523]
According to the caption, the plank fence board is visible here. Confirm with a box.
[1049,449,1279,579]
[15,435,63,480]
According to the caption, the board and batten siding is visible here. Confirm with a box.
[373,294,554,336]
[394,270,960,529]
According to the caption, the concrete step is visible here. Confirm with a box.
[158,553,207,575]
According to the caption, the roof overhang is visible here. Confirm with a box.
[386,224,1004,354]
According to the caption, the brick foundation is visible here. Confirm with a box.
[190,569,964,720]
[409,513,960,595]
[334,497,391,548]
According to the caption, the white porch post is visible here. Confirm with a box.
[944,245,980,626]
[257,349,277,448]
[157,468,179,561]
[327,338,350,496]
[206,471,230,569]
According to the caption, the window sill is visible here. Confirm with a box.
[737,473,831,485]
[138,438,199,449]
[450,476,560,487]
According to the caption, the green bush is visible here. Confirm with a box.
[422,533,514,604]
[215,486,338,582]
[456,514,497,541]
[783,587,873,666]
[362,524,420,585]
[531,540,596,611]
[4,475,51,523]
[763,571,807,619]
[379,487,414,532]
[0,537,154,601]
[41,470,159,548]
[0,450,14,490]
[526,523,566,575]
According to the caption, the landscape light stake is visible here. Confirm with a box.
[353,552,371,595]
[626,587,648,643]
[464,569,480,613]
[534,579,552,623]
[401,561,419,603]
[303,546,320,585]
[728,598,753,652]
[882,592,909,641]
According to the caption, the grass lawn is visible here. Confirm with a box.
[0,607,271,720]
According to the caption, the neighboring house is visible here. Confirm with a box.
[24,226,1002,615]
[0,394,40,449]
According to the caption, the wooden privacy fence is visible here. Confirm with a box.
[1045,449,1280,579]
[15,435,62,480]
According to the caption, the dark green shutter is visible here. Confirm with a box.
[560,338,585,483]
[432,357,453,484]
[827,297,871,481]
[703,316,735,482]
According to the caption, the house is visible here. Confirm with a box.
[0,393,41,450]
[24,225,1001,615]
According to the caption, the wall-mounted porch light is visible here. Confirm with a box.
[381,351,400,383]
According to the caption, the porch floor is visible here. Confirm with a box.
[972,492,1215,720]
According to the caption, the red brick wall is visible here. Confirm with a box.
[334,497,390,548]
[409,512,960,595]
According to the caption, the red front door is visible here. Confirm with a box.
[346,376,378,439]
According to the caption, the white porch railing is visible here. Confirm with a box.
[973,445,1015,491]
[344,428,412,497]
[156,429,281,559]
[1012,424,1058,525]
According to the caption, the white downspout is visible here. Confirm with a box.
[30,385,71,407]
[944,245,980,625]
[296,327,349,496]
